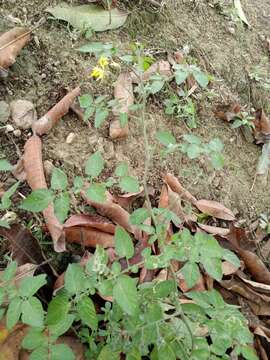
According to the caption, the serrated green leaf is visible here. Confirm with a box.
[202,257,223,281]
[86,183,106,203]
[22,328,47,350]
[119,176,140,193]
[77,295,98,330]
[6,297,22,330]
[46,292,70,326]
[115,161,129,177]
[2,260,17,282]
[199,236,223,259]
[19,274,47,298]
[130,208,150,225]
[20,189,54,212]
[51,168,68,190]
[65,263,86,295]
[156,131,176,146]
[98,278,113,297]
[79,94,93,108]
[236,345,258,360]
[21,297,44,327]
[181,262,200,289]
[54,192,70,223]
[49,314,75,338]
[113,275,139,316]
[85,151,104,178]
[0,159,13,171]
[115,226,134,259]
[51,344,75,360]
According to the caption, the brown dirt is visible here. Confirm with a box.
[1,0,270,233]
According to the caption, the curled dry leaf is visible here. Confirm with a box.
[195,199,235,221]
[131,60,172,84]
[254,109,270,144]
[112,187,145,211]
[23,136,65,252]
[0,323,27,360]
[0,27,31,76]
[214,103,242,122]
[197,223,230,237]
[164,173,197,205]
[237,249,270,285]
[110,72,133,139]
[64,213,115,234]
[225,224,256,251]
[66,226,114,248]
[167,185,187,224]
[32,87,80,135]
[239,276,270,294]
[222,260,239,276]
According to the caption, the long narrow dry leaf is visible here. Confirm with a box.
[237,249,270,285]
[32,87,81,135]
[164,173,197,205]
[64,213,115,234]
[195,199,235,221]
[66,226,114,247]
[256,142,270,176]
[234,0,250,26]
[197,223,230,237]
[110,72,134,139]
[0,27,31,75]
[239,276,270,294]
[23,136,65,252]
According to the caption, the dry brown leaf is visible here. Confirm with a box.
[159,184,169,208]
[131,60,172,84]
[222,260,239,276]
[0,323,27,360]
[110,72,133,139]
[112,187,146,211]
[178,272,206,292]
[254,109,270,143]
[167,185,186,224]
[261,239,270,260]
[255,337,268,360]
[237,249,270,285]
[225,225,256,251]
[0,28,31,76]
[195,199,235,221]
[164,173,197,205]
[197,223,230,237]
[32,87,81,135]
[66,227,114,248]
[23,136,65,252]
[239,276,270,294]
[214,103,242,122]
[64,213,115,234]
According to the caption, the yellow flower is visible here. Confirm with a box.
[98,56,109,69]
[90,66,105,81]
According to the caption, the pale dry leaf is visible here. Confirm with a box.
[195,199,235,221]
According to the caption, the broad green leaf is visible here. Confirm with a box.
[202,257,223,281]
[20,189,53,212]
[183,134,201,144]
[95,108,109,128]
[119,112,128,127]
[211,153,224,170]
[29,347,48,360]
[181,262,200,289]
[6,297,22,330]
[73,176,84,193]
[0,159,12,171]
[83,105,95,121]
[186,144,202,159]
[19,274,47,298]
[1,181,20,209]
[130,208,150,225]
[154,280,176,298]
[236,345,258,360]
[0,219,10,228]
[64,263,86,295]
[234,0,250,26]
[21,297,44,327]
[115,161,129,177]
[2,260,17,281]
[85,151,104,178]
[49,314,75,338]
[149,80,165,94]
[77,296,98,330]
[158,343,176,360]
[79,42,115,57]
[119,176,140,193]
[174,68,189,85]
[86,183,106,203]
[51,168,68,190]
[54,192,70,223]
[47,4,128,32]
[46,292,70,326]
[156,131,176,146]
[113,275,139,316]
[115,226,134,259]
[51,344,75,360]
[208,138,224,152]
[193,70,209,88]
[222,249,240,268]
[22,328,47,350]
[98,345,120,360]
[127,347,141,360]
[199,236,223,259]
[79,94,93,108]
[99,278,113,297]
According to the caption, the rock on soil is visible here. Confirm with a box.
[10,100,37,129]
[0,101,10,123]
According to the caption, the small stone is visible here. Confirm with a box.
[41,73,46,79]
[0,101,10,123]
[10,100,37,129]
[44,160,55,177]
[227,27,235,35]
[13,129,21,137]
[5,124,14,132]
[66,132,76,144]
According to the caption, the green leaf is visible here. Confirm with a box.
[86,183,106,203]
[199,235,223,259]
[20,189,54,212]
[65,263,86,295]
[95,108,109,128]
[234,0,250,26]
[6,297,22,329]
[174,68,189,85]
[119,176,140,193]
[21,297,44,327]
[83,105,95,122]
[0,219,10,228]
[0,159,13,171]
[46,292,70,326]
[51,344,75,360]
[77,295,98,330]
[222,249,240,268]
[113,275,139,316]
[149,80,165,94]
[85,151,104,178]
[127,347,141,360]
[51,168,68,190]
[98,345,120,360]
[130,208,150,225]
[99,278,113,297]
[193,70,209,88]
[79,42,115,57]
[79,94,93,108]
[181,262,200,289]
[115,226,134,259]
[19,274,47,298]
[2,260,17,281]
[115,161,129,177]
[29,347,48,360]
[73,176,84,193]
[49,314,75,338]
[22,328,47,350]
[1,181,20,209]
[156,131,176,146]
[183,134,201,144]
[54,192,70,223]
[208,138,224,152]
[186,144,202,159]
[158,343,176,360]
[119,112,128,127]
[47,4,128,32]
[0,287,4,306]
[210,153,224,170]
[154,280,176,298]
[202,257,223,281]
[236,345,258,360]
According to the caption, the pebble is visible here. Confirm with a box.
[41,73,46,79]
[10,100,37,129]
[13,129,21,137]
[227,27,235,35]
[5,124,14,132]
[0,101,10,123]
[66,132,76,144]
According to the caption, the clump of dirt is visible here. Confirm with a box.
[1,0,270,226]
